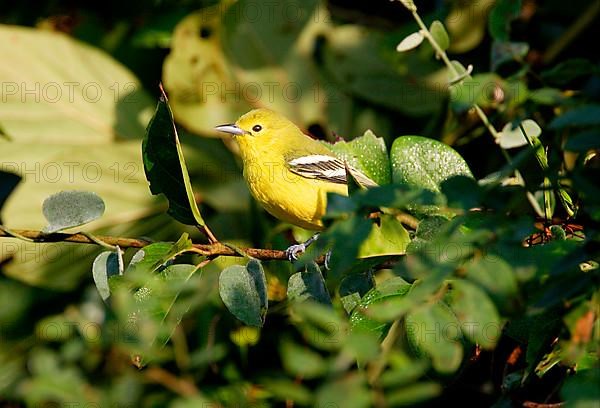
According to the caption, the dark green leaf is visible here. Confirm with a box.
[491,41,529,70]
[560,368,600,407]
[287,263,331,305]
[549,105,600,129]
[42,191,105,233]
[541,59,598,86]
[441,175,482,210]
[339,272,374,313]
[488,0,522,41]
[564,129,600,151]
[0,170,21,218]
[142,88,205,226]
[246,259,268,315]
[219,262,266,327]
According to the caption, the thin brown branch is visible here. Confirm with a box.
[0,228,316,262]
[0,228,405,266]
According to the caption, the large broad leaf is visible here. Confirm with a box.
[328,130,391,185]
[0,26,157,290]
[390,136,473,193]
[162,6,248,136]
[143,88,206,226]
[0,25,152,143]
[321,25,444,117]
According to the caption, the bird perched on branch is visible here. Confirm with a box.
[215,109,376,260]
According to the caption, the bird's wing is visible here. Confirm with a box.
[287,154,378,188]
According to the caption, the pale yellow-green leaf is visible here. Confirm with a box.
[497,119,542,149]
[396,31,424,52]
[0,25,153,143]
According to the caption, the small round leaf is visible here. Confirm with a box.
[42,191,105,233]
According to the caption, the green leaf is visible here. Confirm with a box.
[280,339,327,379]
[564,129,600,152]
[287,263,331,305]
[561,368,600,408]
[441,176,481,210]
[358,214,410,257]
[386,382,443,406]
[0,25,153,143]
[528,88,565,105]
[261,379,313,405]
[396,31,424,52]
[450,73,528,112]
[444,280,502,349]
[541,59,599,86]
[246,259,268,315]
[491,41,529,70]
[430,21,450,51]
[390,136,473,193]
[405,301,464,374]
[92,250,123,301]
[316,215,373,281]
[350,277,412,338]
[315,373,371,408]
[162,6,248,136]
[488,0,522,41]
[339,272,374,314]
[0,170,21,217]
[42,191,105,233]
[328,129,392,186]
[465,255,518,313]
[219,261,267,327]
[126,233,193,275]
[321,25,444,116]
[143,88,205,226]
[497,119,542,149]
[550,105,600,129]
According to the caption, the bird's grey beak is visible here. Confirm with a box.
[214,124,246,136]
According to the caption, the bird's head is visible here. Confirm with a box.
[215,109,296,147]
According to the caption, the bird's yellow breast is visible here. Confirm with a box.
[242,157,346,230]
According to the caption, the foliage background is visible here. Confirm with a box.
[0,0,599,407]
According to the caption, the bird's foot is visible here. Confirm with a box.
[285,233,320,262]
[324,250,332,270]
[285,243,306,261]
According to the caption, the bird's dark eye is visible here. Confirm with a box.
[252,124,262,132]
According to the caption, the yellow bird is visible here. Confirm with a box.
[215,109,376,259]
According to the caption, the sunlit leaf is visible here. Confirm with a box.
[42,191,105,233]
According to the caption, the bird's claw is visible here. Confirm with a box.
[285,243,306,261]
[324,250,332,270]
